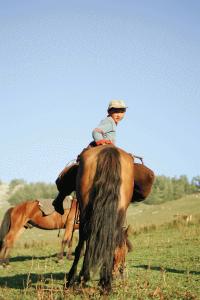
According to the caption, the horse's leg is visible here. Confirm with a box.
[66,239,74,260]
[0,205,29,266]
[67,228,84,287]
[99,261,113,293]
[65,225,80,261]
[57,235,67,260]
[58,200,78,260]
[57,233,74,260]
[0,227,26,265]
[0,240,10,266]
[78,240,90,284]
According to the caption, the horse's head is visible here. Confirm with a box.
[113,225,133,276]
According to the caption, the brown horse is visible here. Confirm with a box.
[0,199,132,272]
[66,145,136,292]
[0,199,79,266]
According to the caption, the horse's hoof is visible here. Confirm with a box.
[66,276,75,288]
[100,287,112,296]
[66,274,79,288]
[66,280,74,289]
[99,280,112,295]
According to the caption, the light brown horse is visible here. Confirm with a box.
[0,199,132,272]
[66,145,136,292]
[0,199,79,266]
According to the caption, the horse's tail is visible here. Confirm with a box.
[84,147,121,274]
[0,207,13,250]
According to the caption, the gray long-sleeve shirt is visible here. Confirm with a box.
[92,116,116,144]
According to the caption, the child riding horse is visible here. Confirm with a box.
[53,100,128,214]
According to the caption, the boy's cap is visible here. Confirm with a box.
[108,100,127,110]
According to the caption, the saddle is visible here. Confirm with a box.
[38,196,75,216]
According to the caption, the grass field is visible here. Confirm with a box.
[0,194,200,299]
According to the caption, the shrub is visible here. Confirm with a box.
[145,175,199,205]
[9,179,26,192]
[8,182,57,205]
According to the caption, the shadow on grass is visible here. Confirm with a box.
[134,264,200,275]
[0,272,66,289]
[9,253,59,263]
[9,252,74,263]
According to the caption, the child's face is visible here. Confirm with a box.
[110,111,126,124]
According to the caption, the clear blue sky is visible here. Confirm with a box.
[0,0,199,183]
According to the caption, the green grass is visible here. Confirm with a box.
[0,221,200,299]
[0,194,200,299]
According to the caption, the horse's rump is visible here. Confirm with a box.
[81,146,122,270]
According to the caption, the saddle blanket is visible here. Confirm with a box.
[38,195,73,215]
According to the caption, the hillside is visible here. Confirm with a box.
[0,180,200,228]
[0,180,199,231]
[127,193,200,228]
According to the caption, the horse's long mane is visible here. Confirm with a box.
[83,146,121,272]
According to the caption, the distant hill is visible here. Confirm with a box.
[1,180,200,229]
[127,193,200,228]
